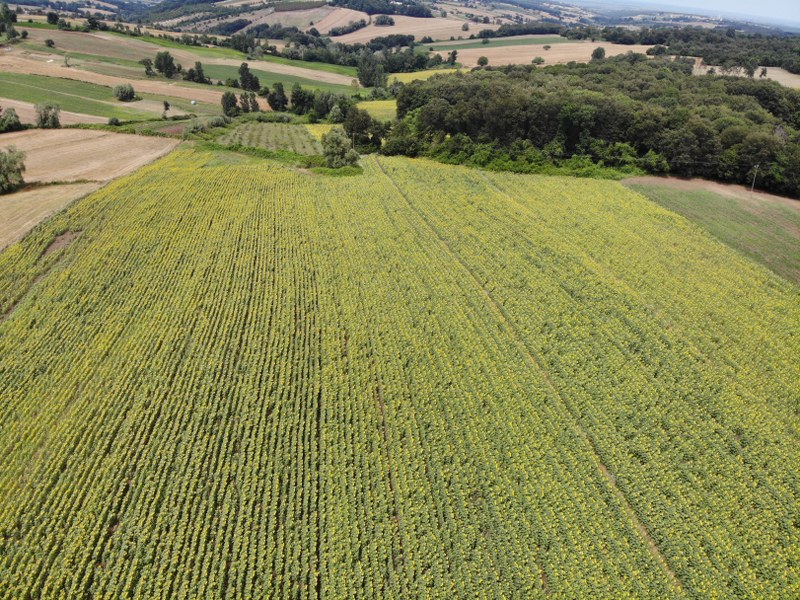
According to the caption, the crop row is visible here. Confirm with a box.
[0,149,797,598]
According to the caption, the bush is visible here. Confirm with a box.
[113,83,136,101]
[207,115,229,128]
[321,127,359,168]
[0,107,23,133]
[35,103,60,128]
[107,117,121,126]
[45,38,54,47]
[186,119,206,134]
[0,146,25,194]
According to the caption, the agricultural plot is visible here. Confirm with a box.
[627,178,800,284]
[0,69,219,119]
[304,122,334,140]
[388,67,462,84]
[217,122,322,154]
[0,72,153,121]
[0,183,101,250]
[428,34,570,51]
[0,149,798,598]
[333,15,499,44]
[439,40,653,67]
[0,97,105,125]
[0,129,179,184]
[357,100,397,121]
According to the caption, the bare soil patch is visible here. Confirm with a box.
[336,15,497,44]
[443,41,652,67]
[0,129,179,183]
[0,97,105,125]
[0,183,100,251]
[43,230,82,256]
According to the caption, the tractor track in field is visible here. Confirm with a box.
[374,155,685,595]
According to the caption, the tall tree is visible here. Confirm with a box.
[267,82,288,111]
[154,51,177,78]
[221,91,238,117]
[238,63,260,92]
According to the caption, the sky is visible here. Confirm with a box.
[617,0,800,26]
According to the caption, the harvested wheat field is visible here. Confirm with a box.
[234,6,364,34]
[0,183,101,250]
[0,129,178,183]
[310,7,370,34]
[692,61,800,89]
[0,98,105,126]
[335,15,498,43]
[443,41,653,67]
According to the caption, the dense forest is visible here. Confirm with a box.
[383,54,800,196]
[597,27,800,74]
[330,0,431,17]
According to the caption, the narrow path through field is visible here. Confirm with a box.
[374,156,685,595]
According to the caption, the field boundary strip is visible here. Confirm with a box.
[373,155,685,595]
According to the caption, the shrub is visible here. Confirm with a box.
[0,146,25,194]
[207,115,229,128]
[186,119,206,134]
[113,83,136,101]
[321,127,359,168]
[107,117,121,126]
[0,107,23,133]
[35,103,60,128]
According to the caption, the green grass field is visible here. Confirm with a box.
[202,64,354,95]
[428,36,568,51]
[0,72,217,120]
[123,33,358,78]
[0,72,153,120]
[1,146,798,598]
[628,181,800,284]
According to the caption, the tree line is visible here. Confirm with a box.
[381,54,800,196]
[599,26,800,74]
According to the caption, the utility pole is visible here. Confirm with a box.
[750,164,759,192]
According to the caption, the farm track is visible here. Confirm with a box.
[375,156,682,594]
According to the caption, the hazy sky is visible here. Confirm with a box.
[613,0,800,25]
